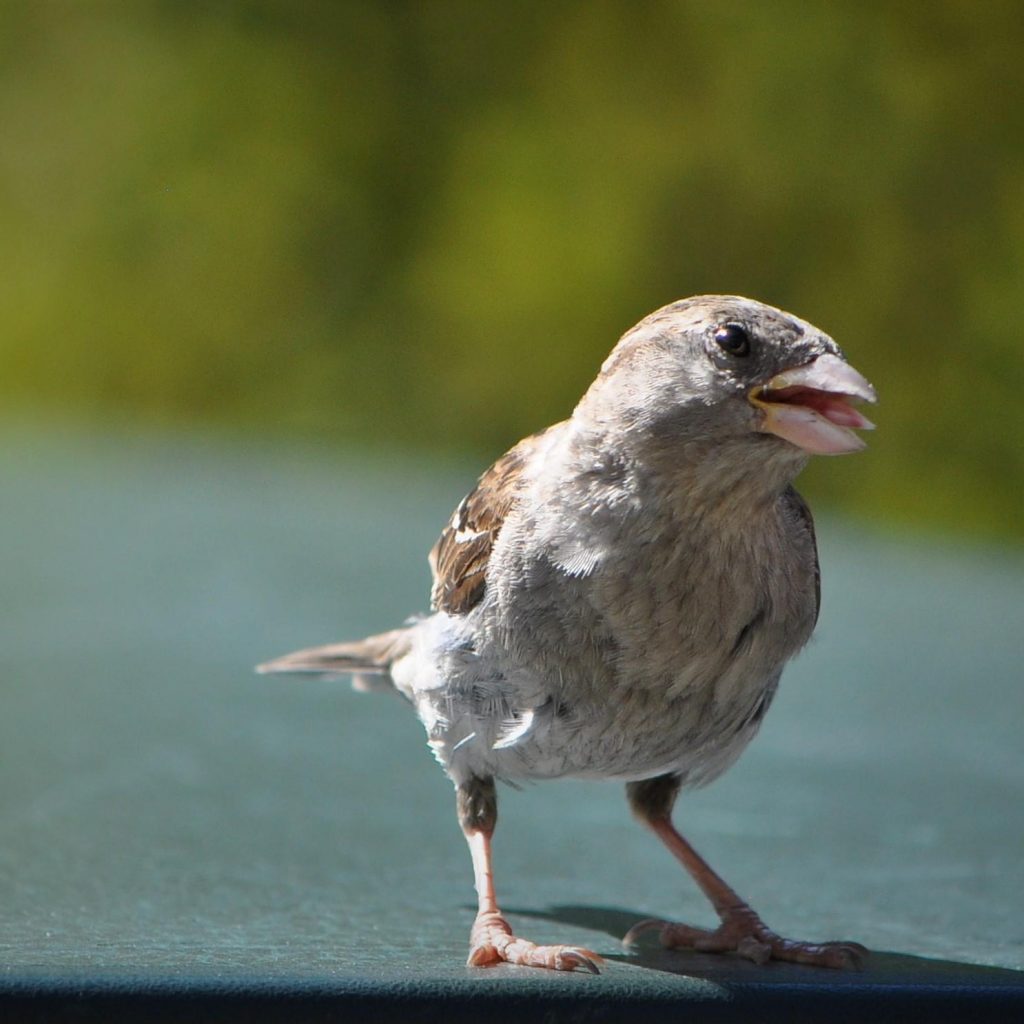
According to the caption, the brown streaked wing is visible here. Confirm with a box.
[429,424,563,614]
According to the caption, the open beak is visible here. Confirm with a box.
[749,353,877,456]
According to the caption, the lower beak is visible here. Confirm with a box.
[749,354,877,456]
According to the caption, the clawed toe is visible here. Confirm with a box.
[806,940,868,970]
[468,938,602,973]
[624,913,867,970]
[767,935,868,970]
[469,912,602,973]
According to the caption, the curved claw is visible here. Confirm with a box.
[621,917,671,947]
[556,948,603,974]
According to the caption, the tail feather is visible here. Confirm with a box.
[257,627,410,692]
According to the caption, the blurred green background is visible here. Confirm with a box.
[3,0,1022,540]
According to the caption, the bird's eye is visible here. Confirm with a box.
[714,323,752,358]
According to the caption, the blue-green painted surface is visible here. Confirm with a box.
[1,425,1021,1013]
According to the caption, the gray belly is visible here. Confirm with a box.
[483,659,783,786]
[447,514,816,787]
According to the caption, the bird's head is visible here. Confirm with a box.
[579,295,876,461]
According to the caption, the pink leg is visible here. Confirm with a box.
[464,826,601,972]
[624,776,867,969]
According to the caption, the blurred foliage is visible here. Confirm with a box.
[2,0,1022,540]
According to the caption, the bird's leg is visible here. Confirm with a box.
[458,775,601,973]
[624,775,867,969]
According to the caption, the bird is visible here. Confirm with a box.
[258,295,877,974]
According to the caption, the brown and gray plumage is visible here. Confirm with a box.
[259,295,877,973]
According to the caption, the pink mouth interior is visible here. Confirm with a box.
[761,386,873,430]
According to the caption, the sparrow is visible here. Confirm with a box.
[259,295,877,974]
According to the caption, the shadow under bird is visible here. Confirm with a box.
[259,295,877,973]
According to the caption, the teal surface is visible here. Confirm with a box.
[1,425,1022,1013]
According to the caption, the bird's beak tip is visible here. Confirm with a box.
[750,353,877,456]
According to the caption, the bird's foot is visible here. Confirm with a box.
[624,905,867,969]
[468,910,602,973]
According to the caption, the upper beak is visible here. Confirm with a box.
[749,353,877,456]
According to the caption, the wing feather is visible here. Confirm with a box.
[429,424,563,614]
